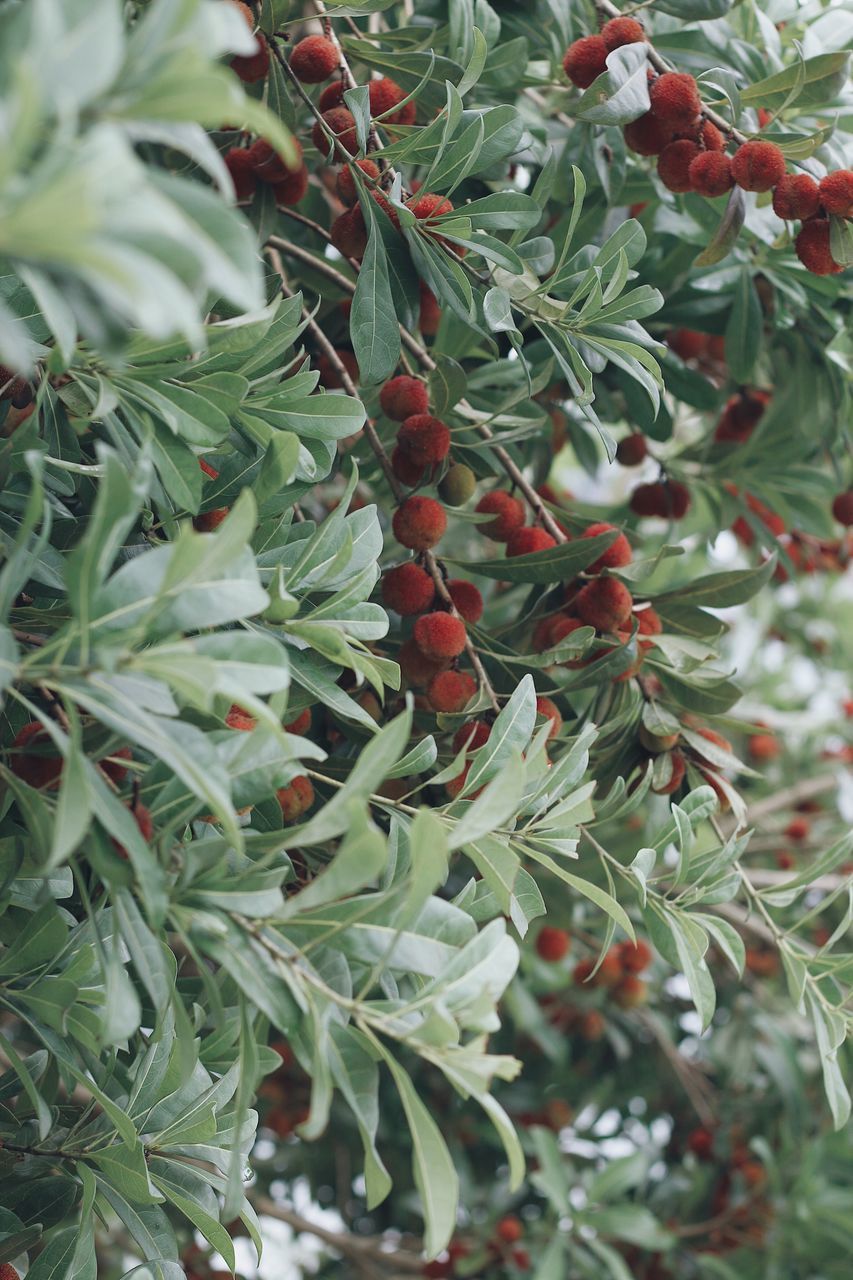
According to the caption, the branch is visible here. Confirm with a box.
[251,1196,424,1273]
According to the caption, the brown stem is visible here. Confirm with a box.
[250,1196,424,1272]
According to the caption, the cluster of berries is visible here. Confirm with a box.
[474,488,558,557]
[640,721,734,804]
[613,429,692,523]
[225,702,316,822]
[224,136,309,207]
[536,936,654,1017]
[445,695,562,798]
[422,1223,530,1277]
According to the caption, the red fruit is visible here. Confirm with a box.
[393,497,447,550]
[284,707,312,735]
[630,480,690,519]
[619,939,652,972]
[601,16,645,50]
[832,491,853,525]
[330,205,368,259]
[452,720,491,754]
[317,349,358,390]
[476,490,526,541]
[689,150,734,197]
[562,35,609,89]
[785,816,810,841]
[649,73,702,127]
[548,614,587,657]
[679,119,725,151]
[777,851,795,869]
[336,158,381,206]
[318,81,345,112]
[748,732,780,761]
[368,77,414,124]
[418,283,441,335]
[414,612,467,660]
[379,375,429,421]
[506,527,557,557]
[277,775,314,822]
[224,147,256,201]
[312,108,358,156]
[397,414,451,466]
[398,637,449,687]
[0,1266,20,1280]
[772,173,821,220]
[133,801,154,842]
[636,607,662,637]
[623,112,675,156]
[10,722,63,789]
[248,138,304,184]
[536,926,570,962]
[616,432,648,465]
[687,1127,715,1160]
[382,562,435,616]
[657,139,700,193]
[667,329,707,360]
[612,974,647,1007]
[731,140,786,192]
[795,219,843,276]
[422,1262,452,1280]
[495,1215,524,1244]
[272,165,309,207]
[818,169,853,217]
[535,696,563,740]
[576,578,633,632]
[579,1010,606,1041]
[408,192,454,221]
[231,35,269,84]
[226,704,256,731]
[289,34,338,84]
[652,750,686,794]
[447,579,484,624]
[427,670,477,713]
[390,445,424,487]
[714,389,770,443]
[194,507,229,531]
[582,522,632,571]
[694,726,733,757]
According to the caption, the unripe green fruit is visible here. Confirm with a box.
[639,725,680,754]
[439,463,476,506]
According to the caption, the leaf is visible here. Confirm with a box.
[350,196,400,384]
[725,268,762,383]
[448,529,617,583]
[694,186,746,267]
[740,52,850,108]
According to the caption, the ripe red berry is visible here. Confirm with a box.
[635,607,663,637]
[657,139,699,193]
[272,165,309,207]
[818,169,853,217]
[408,192,454,221]
[248,138,304,185]
[832,491,853,525]
[601,16,645,50]
[687,1127,715,1160]
[393,496,447,550]
[796,219,843,276]
[317,348,359,389]
[398,637,449,687]
[536,926,571,962]
[649,73,702,127]
[289,34,338,84]
[679,119,725,151]
[618,939,652,972]
[689,150,734,197]
[495,1215,525,1244]
[731,140,786,192]
[100,745,132,783]
[10,722,63,789]
[194,507,229,531]
[379,375,429,421]
[452,720,491,754]
[312,107,358,156]
[390,445,424,487]
[575,578,633,632]
[535,696,562,740]
[419,283,441,335]
[318,81,345,111]
[397,414,451,466]
[616,432,648,466]
[714,389,770,443]
[330,205,368,259]
[476,490,526,541]
[368,77,414,124]
[506,527,557,557]
[382,562,435,616]
[0,1265,21,1280]
[414,612,467,660]
[582,522,632,571]
[772,173,821,220]
[563,35,609,89]
[612,973,647,1007]
[447,579,484,624]
[623,112,675,156]
[224,148,257,201]
[132,800,154,842]
[231,34,269,84]
[630,481,690,519]
[226,704,256,731]
[277,775,314,822]
[785,816,810,841]
[667,329,707,360]
[748,731,780,761]
[427,670,477,713]
[336,158,381,206]
[284,707,312,736]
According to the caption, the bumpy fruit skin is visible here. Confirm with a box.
[453,720,491,754]
[312,108,358,156]
[427,670,477,713]
[623,112,674,156]
[224,148,256,201]
[379,375,429,421]
[398,637,448,686]
[635,606,662,637]
[414,612,467,660]
[772,173,821,220]
[731,140,786,192]
[616,432,648,466]
[619,939,652,972]
[248,138,304,184]
[630,480,690,519]
[277,775,314,822]
[562,35,609,89]
[290,35,338,83]
[496,1216,525,1245]
[284,707,312,736]
[382,562,435,615]
[438,463,476,506]
[475,490,525,541]
[506,527,557,557]
[612,973,647,1007]
[318,81,345,112]
[397,414,451,465]
[231,35,269,83]
[667,328,706,359]
[330,205,368,259]
[393,496,447,550]
[418,283,441,335]
[714,388,770,443]
[818,169,853,217]
[601,16,645,50]
[317,348,358,389]
[748,731,780,761]
[100,745,132,783]
[785,816,810,841]
[10,722,63,789]
[657,139,700,193]
[832,491,853,525]
[447,578,484,624]
[680,119,725,151]
[689,150,734,197]
[535,926,570,962]
[272,165,309,207]
[0,1264,21,1280]
[408,192,454,220]
[194,507,229,531]
[336,158,380,206]
[535,696,562,739]
[576,578,633,631]
[649,73,701,127]
[226,704,256,731]
[368,77,414,124]
[390,445,424,486]
[796,219,843,276]
[583,522,632,571]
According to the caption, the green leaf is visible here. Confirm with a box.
[740,52,850,108]
[350,196,400,384]
[448,529,617,583]
[724,268,762,383]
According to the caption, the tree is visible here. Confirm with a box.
[0,0,850,1277]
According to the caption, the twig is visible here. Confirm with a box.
[251,1196,424,1272]
[637,1009,716,1126]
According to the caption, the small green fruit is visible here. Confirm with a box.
[438,463,476,506]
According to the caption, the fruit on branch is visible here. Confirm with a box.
[228,1,269,83]
[452,720,491,754]
[418,283,441,334]
[562,35,609,89]
[657,139,700,193]
[623,112,676,156]
[648,73,702,127]
[544,613,586,654]
[582,522,632,571]
[397,414,451,465]
[311,107,359,156]
[317,348,358,389]
[795,219,843,276]
[272,165,309,206]
[224,148,256,201]
[680,119,725,151]
[612,973,648,1007]
[337,157,381,205]
[382,562,436,615]
[619,939,652,972]
[635,607,663,643]
[506,527,557,557]
[629,480,691,518]
[10,722,63,789]
[318,80,345,111]
[407,192,455,226]
[289,35,338,84]
[194,507,229,530]
[731,491,785,543]
[496,1215,525,1244]
[427,669,477,713]
[687,1127,715,1160]
[714,389,770,443]
[392,496,447,550]
[575,577,633,631]
[132,800,154,841]
[414,612,467,660]
[248,138,304,184]
[731,140,786,192]
[535,696,562,739]
[100,745,132,783]
[689,150,734,197]
[277,775,315,822]
[601,16,646,50]
[616,432,648,466]
[398,637,449,686]
[330,205,368,258]
[666,329,707,360]
[475,490,526,541]
[390,445,424,486]
[380,375,429,421]
[771,174,821,220]
[652,750,686,794]
[284,707,312,735]
[226,704,256,731]
[438,463,476,506]
[785,816,810,841]
[447,579,484,624]
[369,76,416,125]
[747,729,780,760]
[832,491,853,524]
[818,169,853,217]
